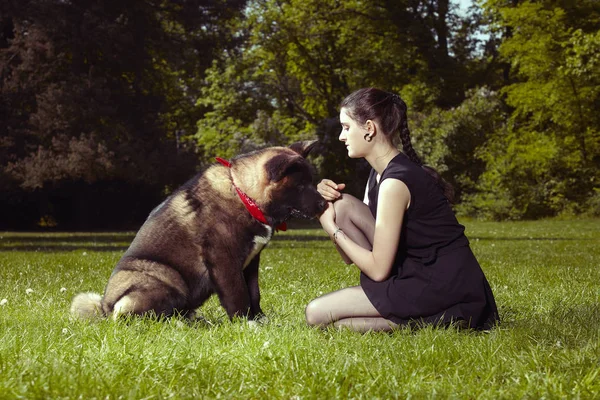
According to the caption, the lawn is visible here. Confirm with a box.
[0,220,599,399]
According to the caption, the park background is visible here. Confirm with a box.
[1,0,599,229]
[1,2,599,398]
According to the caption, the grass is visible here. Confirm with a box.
[0,219,599,399]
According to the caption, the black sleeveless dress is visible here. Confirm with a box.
[360,153,499,330]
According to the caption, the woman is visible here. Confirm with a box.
[305,88,498,332]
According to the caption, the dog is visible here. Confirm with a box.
[71,140,326,321]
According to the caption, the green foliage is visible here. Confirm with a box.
[473,0,600,219]
[411,87,507,202]
[1,221,599,397]
[462,128,560,219]
[0,0,247,228]
[195,0,483,196]
[2,0,599,224]
[0,0,247,171]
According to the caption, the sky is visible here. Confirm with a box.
[454,0,475,14]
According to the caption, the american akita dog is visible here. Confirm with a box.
[71,140,326,321]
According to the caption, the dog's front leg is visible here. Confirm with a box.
[244,254,263,319]
[206,262,253,320]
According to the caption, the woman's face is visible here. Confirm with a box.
[339,107,370,158]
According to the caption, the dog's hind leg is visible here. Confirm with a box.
[112,295,138,320]
[103,268,189,319]
[109,286,188,320]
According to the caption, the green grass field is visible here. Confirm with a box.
[1,220,599,399]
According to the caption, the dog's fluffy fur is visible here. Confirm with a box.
[71,141,326,321]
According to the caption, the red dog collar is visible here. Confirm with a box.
[215,157,287,231]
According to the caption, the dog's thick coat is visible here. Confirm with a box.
[71,141,326,320]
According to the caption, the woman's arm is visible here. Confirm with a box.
[321,178,410,282]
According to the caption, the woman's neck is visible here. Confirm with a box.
[366,144,400,175]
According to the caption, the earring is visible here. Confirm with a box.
[364,133,372,142]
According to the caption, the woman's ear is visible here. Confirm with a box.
[365,120,376,136]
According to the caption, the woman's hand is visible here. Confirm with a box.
[318,201,337,234]
[317,179,346,202]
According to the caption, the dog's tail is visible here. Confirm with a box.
[70,292,104,319]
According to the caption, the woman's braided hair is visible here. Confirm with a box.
[340,87,455,203]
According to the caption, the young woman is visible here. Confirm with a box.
[306,88,498,332]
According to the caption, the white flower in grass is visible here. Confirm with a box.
[82,252,88,256]
[173,320,186,329]
[0,299,7,306]
[60,287,67,293]
[26,288,34,295]
[263,341,270,349]
[62,328,69,335]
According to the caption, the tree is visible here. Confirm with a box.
[411,87,508,203]
[0,0,247,228]
[195,0,483,195]
[473,0,600,218]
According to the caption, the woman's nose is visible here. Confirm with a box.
[339,130,346,142]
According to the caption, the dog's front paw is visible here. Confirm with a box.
[246,320,261,330]
[246,315,269,329]
[254,314,269,325]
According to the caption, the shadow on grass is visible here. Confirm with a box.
[498,304,600,349]
[0,231,329,252]
[0,233,135,252]
[272,234,327,242]
[470,237,597,241]
[3,230,593,252]
[0,245,131,252]
[0,233,135,242]
[269,233,330,249]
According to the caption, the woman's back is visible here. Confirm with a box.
[367,153,469,265]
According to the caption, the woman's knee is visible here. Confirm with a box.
[305,286,366,327]
[332,195,362,227]
[305,298,325,327]
[332,195,374,249]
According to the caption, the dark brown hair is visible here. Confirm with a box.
[340,87,455,202]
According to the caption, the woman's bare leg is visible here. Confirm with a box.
[306,195,393,332]
[305,286,398,332]
[331,194,375,263]
[334,318,398,333]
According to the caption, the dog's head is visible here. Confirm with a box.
[263,140,327,224]
[231,140,326,225]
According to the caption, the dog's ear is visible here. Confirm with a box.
[266,154,306,182]
[289,140,318,158]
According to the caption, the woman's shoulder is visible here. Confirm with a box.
[381,153,420,181]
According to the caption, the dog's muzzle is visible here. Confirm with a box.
[290,208,312,219]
